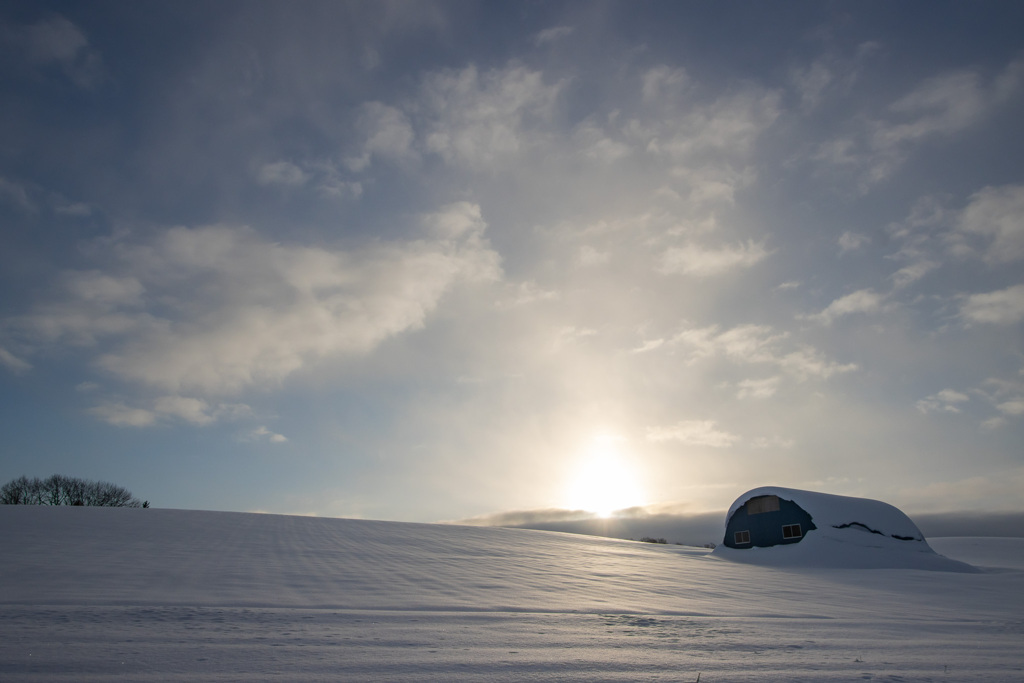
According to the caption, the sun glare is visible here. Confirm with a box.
[564,434,647,518]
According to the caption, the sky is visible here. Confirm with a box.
[1,1,1023,527]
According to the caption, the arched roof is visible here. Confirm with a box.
[725,486,925,541]
[713,486,977,572]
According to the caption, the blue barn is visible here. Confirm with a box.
[714,486,977,571]
[722,486,928,550]
[724,492,817,549]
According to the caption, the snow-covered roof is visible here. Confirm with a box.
[714,486,976,571]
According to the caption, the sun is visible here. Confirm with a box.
[564,433,647,518]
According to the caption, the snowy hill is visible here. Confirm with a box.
[1,506,1023,681]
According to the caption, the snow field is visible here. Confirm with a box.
[1,507,1022,681]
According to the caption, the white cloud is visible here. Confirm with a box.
[669,323,856,380]
[776,346,858,381]
[0,346,32,373]
[577,245,610,267]
[646,420,740,448]
[421,64,563,167]
[750,435,795,449]
[790,60,832,110]
[805,289,884,325]
[344,102,417,171]
[572,120,631,163]
[153,395,216,426]
[657,240,770,277]
[533,26,574,46]
[89,402,158,427]
[960,285,1024,325]
[8,204,501,399]
[817,57,1024,185]
[735,376,780,399]
[957,184,1024,264]
[890,260,938,289]
[838,231,869,253]
[996,399,1024,417]
[53,200,92,216]
[874,70,986,147]
[257,161,309,187]
[641,66,690,104]
[251,425,288,443]
[496,280,558,308]
[630,338,665,354]
[637,87,781,161]
[917,389,970,414]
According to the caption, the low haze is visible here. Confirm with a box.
[1,1,1022,528]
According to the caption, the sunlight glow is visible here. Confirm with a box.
[564,433,647,518]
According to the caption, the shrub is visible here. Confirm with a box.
[639,536,668,544]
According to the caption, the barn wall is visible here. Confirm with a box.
[724,496,817,549]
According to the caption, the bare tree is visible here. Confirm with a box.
[0,475,147,508]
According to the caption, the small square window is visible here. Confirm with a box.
[734,530,751,544]
[782,524,802,539]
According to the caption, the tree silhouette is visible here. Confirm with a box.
[0,475,147,508]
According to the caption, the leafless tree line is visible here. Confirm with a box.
[0,475,148,508]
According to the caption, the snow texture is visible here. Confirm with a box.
[1,506,1023,681]
[713,486,976,571]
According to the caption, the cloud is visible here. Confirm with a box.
[750,435,795,449]
[421,64,564,167]
[996,399,1024,417]
[917,389,970,414]
[957,184,1024,264]
[890,260,938,289]
[250,425,288,443]
[874,70,987,147]
[456,507,593,527]
[0,346,32,374]
[790,60,833,110]
[646,420,741,448]
[657,240,770,276]
[344,102,417,171]
[153,395,215,425]
[89,402,158,427]
[636,87,781,161]
[533,26,574,46]
[0,177,34,212]
[641,66,690,104]
[257,161,309,187]
[815,56,1024,185]
[8,15,105,88]
[669,323,856,380]
[735,376,780,399]
[959,285,1024,325]
[805,289,884,325]
[6,203,501,400]
[88,394,254,428]
[838,231,870,253]
[577,245,610,267]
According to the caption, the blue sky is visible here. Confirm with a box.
[1,1,1023,524]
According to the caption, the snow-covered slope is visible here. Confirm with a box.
[1,506,1022,681]
[713,486,976,571]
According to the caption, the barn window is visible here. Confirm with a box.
[746,495,780,515]
[782,524,802,539]
[734,530,751,544]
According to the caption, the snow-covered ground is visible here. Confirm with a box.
[1,507,1022,681]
